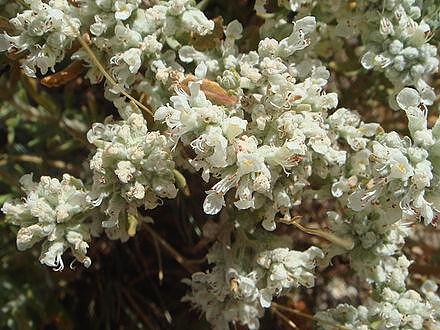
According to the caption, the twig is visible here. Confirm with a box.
[197,0,212,10]
[15,0,28,8]
[121,288,155,330]
[0,154,80,174]
[279,215,354,250]
[173,169,191,197]
[0,168,19,186]
[75,34,154,117]
[152,234,164,285]
[143,224,197,273]
[272,302,350,330]
[271,306,299,329]
[21,75,59,115]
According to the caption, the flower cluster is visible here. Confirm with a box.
[359,0,439,105]
[156,17,346,231]
[87,112,177,240]
[0,0,215,115]
[184,237,323,329]
[254,0,440,108]
[324,88,438,263]
[256,246,324,307]
[183,258,264,330]
[316,257,440,330]
[0,0,81,77]
[1,111,178,266]
[1,174,93,270]
[77,0,214,93]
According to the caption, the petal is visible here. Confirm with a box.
[203,192,224,215]
[396,88,420,110]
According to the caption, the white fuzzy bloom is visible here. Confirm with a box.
[88,113,177,239]
[181,9,214,35]
[115,160,136,183]
[2,174,93,269]
[121,48,142,73]
[114,0,137,20]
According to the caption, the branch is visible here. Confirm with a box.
[272,302,351,330]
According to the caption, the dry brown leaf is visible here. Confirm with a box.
[40,61,85,88]
[180,74,238,106]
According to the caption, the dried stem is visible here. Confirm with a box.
[143,224,198,273]
[271,306,299,329]
[0,154,80,175]
[75,34,154,117]
[152,234,164,285]
[279,215,354,250]
[121,288,155,329]
[272,302,350,330]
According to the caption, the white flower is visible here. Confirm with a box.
[126,181,146,200]
[140,35,162,54]
[121,48,142,73]
[396,88,420,110]
[237,151,269,178]
[181,9,214,35]
[412,160,433,189]
[203,192,225,215]
[225,20,243,40]
[3,174,93,269]
[16,224,47,251]
[234,180,255,210]
[259,57,287,76]
[388,149,414,181]
[203,126,228,167]
[222,117,247,141]
[40,241,67,271]
[258,38,279,57]
[278,16,316,57]
[195,62,207,79]
[253,173,271,193]
[115,160,136,183]
[114,0,137,20]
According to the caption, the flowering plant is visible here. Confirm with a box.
[0,0,440,328]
